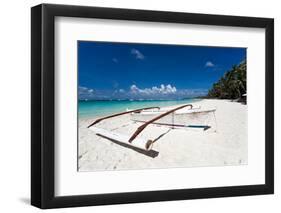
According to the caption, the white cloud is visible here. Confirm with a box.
[78,86,95,99]
[112,58,118,63]
[78,85,207,100]
[79,86,94,94]
[205,61,215,67]
[130,84,177,95]
[130,84,140,94]
[131,48,145,60]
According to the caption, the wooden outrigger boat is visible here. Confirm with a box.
[88,104,217,151]
[129,105,216,129]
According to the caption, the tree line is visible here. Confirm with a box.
[207,60,246,99]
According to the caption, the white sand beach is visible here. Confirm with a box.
[78,99,247,172]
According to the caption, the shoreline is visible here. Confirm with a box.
[78,98,202,119]
[78,99,247,172]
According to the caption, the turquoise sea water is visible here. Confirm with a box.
[78,99,199,118]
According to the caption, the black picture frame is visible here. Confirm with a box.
[31,3,274,209]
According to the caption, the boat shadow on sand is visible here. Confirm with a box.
[97,129,171,158]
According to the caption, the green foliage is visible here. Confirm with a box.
[207,60,246,99]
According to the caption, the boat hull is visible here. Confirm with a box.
[131,108,216,129]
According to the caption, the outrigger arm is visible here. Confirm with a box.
[87,106,160,128]
[87,104,193,151]
[128,104,193,143]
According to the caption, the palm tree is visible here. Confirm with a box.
[207,60,246,99]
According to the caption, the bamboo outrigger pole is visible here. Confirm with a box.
[88,104,193,151]
[128,104,193,143]
[87,106,160,128]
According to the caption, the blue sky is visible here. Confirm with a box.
[78,41,246,100]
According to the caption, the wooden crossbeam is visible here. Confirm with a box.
[87,106,160,128]
[128,104,193,142]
